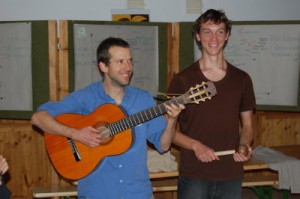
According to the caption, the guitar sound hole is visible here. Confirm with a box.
[94,122,113,144]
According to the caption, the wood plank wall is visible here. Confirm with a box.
[0,21,299,199]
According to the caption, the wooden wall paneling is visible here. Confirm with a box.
[48,19,61,188]
[166,23,173,86]
[167,23,175,88]
[48,20,74,188]
[0,120,51,198]
[48,20,59,102]
[171,22,180,81]
[58,20,69,100]
[255,112,300,147]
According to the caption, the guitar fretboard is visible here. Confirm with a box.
[107,96,187,136]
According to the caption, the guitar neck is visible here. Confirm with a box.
[106,81,216,136]
[107,95,187,136]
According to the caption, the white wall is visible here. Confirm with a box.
[0,0,300,22]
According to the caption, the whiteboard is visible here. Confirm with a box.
[224,23,300,106]
[0,21,49,119]
[73,23,159,94]
[190,22,300,110]
[0,22,32,111]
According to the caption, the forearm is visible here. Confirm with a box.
[239,126,254,147]
[239,110,254,147]
[159,117,177,151]
[174,131,220,162]
[31,110,75,139]
[160,102,185,151]
[173,131,201,151]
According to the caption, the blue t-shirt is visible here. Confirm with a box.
[38,82,167,199]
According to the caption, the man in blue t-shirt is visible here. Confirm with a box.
[31,37,184,199]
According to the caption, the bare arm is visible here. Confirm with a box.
[159,103,185,151]
[173,110,254,163]
[233,110,254,162]
[173,131,219,162]
[31,110,74,138]
[31,110,103,147]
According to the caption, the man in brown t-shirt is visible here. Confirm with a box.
[168,9,256,199]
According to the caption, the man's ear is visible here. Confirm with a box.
[99,62,108,74]
[225,32,230,41]
[196,33,201,42]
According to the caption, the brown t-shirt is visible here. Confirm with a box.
[168,61,256,181]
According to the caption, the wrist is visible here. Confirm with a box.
[66,127,77,140]
[191,140,201,151]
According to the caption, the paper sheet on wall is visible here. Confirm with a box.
[73,24,159,94]
[0,23,32,111]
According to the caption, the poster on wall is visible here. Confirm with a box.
[111,9,149,22]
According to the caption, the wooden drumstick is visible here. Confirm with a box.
[214,145,250,156]
[214,150,235,156]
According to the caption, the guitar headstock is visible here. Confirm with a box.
[185,81,217,104]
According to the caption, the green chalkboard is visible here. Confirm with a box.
[179,21,300,112]
[0,21,49,119]
[67,21,169,95]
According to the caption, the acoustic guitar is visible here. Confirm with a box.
[44,81,217,180]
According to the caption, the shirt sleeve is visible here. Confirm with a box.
[37,85,99,116]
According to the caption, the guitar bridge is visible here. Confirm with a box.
[68,138,81,161]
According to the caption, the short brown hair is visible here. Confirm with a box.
[192,9,232,49]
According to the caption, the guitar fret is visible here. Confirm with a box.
[118,121,125,132]
[132,114,138,125]
[140,113,145,123]
[122,120,128,131]
[140,112,146,123]
[109,124,116,135]
[155,107,161,116]
[116,121,122,134]
[131,117,136,126]
[108,122,120,135]
[143,113,148,121]
[121,120,126,131]
[132,116,138,126]
[128,116,135,127]
[113,123,120,135]
[148,109,154,119]
[156,105,162,115]
[136,113,142,124]
[123,117,130,129]
[158,104,164,114]
[144,110,149,120]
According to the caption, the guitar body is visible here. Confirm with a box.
[44,104,133,180]
[43,81,217,180]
